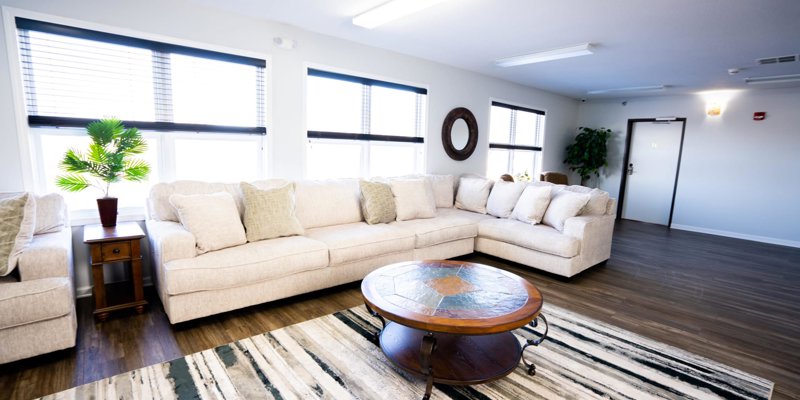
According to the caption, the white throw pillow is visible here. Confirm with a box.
[427,175,456,208]
[511,185,553,224]
[564,186,610,215]
[0,193,35,276]
[542,190,591,232]
[169,192,247,254]
[34,193,66,234]
[390,179,437,221]
[486,181,526,218]
[455,177,494,214]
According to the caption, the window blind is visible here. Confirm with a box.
[16,17,266,135]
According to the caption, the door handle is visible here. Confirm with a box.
[627,163,634,175]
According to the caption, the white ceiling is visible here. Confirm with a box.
[189,0,800,99]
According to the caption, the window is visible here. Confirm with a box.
[15,18,266,217]
[487,101,545,181]
[306,69,426,179]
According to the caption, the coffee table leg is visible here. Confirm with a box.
[364,303,386,344]
[420,333,437,400]
[521,314,549,376]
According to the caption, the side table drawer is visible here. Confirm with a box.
[101,242,131,262]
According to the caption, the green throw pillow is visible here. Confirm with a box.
[241,182,304,242]
[359,180,396,225]
[0,193,36,276]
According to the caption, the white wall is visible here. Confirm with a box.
[0,0,579,293]
[577,88,800,246]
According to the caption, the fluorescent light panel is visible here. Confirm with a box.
[496,43,593,67]
[353,0,449,29]
[587,85,666,95]
[744,74,800,84]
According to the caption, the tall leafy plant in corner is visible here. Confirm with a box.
[564,126,612,186]
[56,119,150,226]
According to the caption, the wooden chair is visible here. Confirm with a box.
[539,171,568,185]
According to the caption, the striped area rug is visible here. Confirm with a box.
[41,304,773,399]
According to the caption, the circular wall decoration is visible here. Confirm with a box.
[441,107,478,161]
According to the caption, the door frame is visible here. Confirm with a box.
[617,117,687,227]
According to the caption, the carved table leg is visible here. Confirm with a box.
[364,303,386,344]
[521,314,549,376]
[420,333,437,400]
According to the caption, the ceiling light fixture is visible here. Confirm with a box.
[744,74,800,85]
[495,43,594,67]
[352,0,449,29]
[587,85,666,95]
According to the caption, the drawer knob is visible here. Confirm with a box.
[113,248,121,254]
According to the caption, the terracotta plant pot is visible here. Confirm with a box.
[97,197,118,227]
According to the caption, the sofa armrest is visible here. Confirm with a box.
[563,214,615,266]
[146,220,197,267]
[18,228,73,281]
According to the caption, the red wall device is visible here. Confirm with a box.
[754,112,766,121]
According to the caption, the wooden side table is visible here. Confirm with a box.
[83,222,148,321]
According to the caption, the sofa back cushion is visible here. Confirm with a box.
[294,179,362,229]
[148,179,287,222]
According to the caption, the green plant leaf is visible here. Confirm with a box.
[55,118,152,194]
[123,159,150,182]
[55,173,91,192]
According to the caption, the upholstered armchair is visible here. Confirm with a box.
[0,193,76,364]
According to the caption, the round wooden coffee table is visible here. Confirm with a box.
[361,260,548,399]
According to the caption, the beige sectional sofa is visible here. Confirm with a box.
[146,176,615,324]
[0,194,76,364]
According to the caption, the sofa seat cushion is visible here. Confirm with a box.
[164,236,329,295]
[478,219,580,258]
[391,215,477,248]
[436,207,496,223]
[305,223,415,266]
[0,276,73,330]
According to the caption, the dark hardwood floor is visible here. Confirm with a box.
[1,219,798,400]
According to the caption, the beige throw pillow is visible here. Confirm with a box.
[169,192,246,254]
[359,180,396,225]
[542,190,591,232]
[0,193,36,276]
[241,182,304,242]
[511,185,553,224]
[455,177,494,214]
[486,181,527,218]
[390,179,436,221]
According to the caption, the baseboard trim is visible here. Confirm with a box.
[76,276,153,298]
[670,224,800,248]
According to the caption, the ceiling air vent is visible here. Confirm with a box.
[756,54,798,65]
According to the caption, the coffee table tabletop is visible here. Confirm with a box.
[361,260,548,399]
[362,259,543,334]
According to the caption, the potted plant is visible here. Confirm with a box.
[564,126,613,186]
[55,119,150,227]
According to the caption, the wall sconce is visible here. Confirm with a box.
[698,90,740,118]
[706,102,722,116]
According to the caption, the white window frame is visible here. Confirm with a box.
[487,98,547,179]
[303,64,428,179]
[2,7,272,224]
